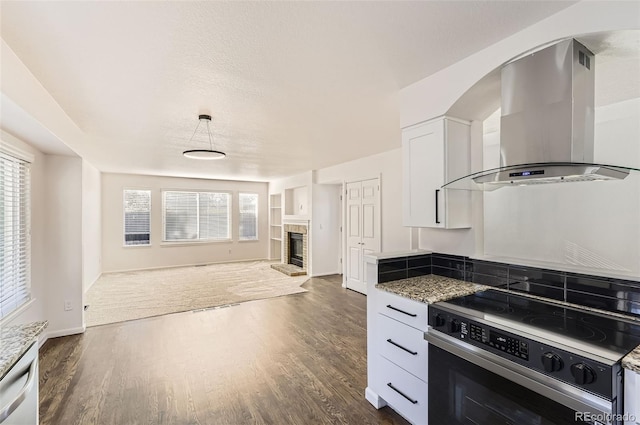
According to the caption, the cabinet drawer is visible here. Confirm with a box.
[376,290,428,331]
[375,356,428,425]
[377,313,427,380]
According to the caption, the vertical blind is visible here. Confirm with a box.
[124,190,151,245]
[239,193,258,240]
[164,191,230,241]
[0,152,30,319]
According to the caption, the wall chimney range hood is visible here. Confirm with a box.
[443,38,638,191]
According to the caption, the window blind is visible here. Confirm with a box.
[163,191,230,241]
[0,152,31,319]
[124,190,151,245]
[199,192,230,240]
[239,193,258,240]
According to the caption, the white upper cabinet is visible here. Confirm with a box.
[402,116,471,228]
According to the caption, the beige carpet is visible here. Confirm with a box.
[85,261,309,327]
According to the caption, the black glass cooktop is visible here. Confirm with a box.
[443,289,640,357]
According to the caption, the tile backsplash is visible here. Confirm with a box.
[377,252,640,318]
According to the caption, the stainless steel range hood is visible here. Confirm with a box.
[443,38,637,191]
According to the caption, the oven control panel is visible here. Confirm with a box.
[429,307,618,401]
[469,323,529,360]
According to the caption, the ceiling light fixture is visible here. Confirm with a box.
[182,114,226,160]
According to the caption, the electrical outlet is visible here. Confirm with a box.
[228,249,232,254]
[64,300,72,311]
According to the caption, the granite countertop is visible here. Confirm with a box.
[623,345,640,374]
[376,275,640,374]
[376,274,488,304]
[0,321,47,380]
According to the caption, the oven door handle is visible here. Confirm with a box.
[425,330,614,420]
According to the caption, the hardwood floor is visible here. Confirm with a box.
[39,275,410,425]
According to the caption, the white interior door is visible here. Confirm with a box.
[346,178,380,294]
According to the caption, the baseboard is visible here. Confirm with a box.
[365,387,386,409]
[103,257,271,274]
[310,271,341,278]
[43,325,86,341]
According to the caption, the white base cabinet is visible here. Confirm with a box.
[402,116,471,229]
[625,369,640,425]
[0,342,39,425]
[366,273,429,425]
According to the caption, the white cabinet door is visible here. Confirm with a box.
[625,369,639,425]
[402,117,471,229]
[346,179,380,294]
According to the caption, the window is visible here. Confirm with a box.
[239,193,258,240]
[124,190,151,246]
[163,191,230,241]
[0,152,31,319]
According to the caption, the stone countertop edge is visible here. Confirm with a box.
[622,346,640,374]
[0,321,48,380]
[376,276,640,373]
[376,274,488,304]
[364,249,432,262]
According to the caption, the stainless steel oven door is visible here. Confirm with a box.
[426,331,617,425]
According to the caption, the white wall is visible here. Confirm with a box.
[101,173,269,272]
[400,1,640,128]
[44,155,85,335]
[483,99,640,279]
[315,149,411,253]
[290,186,309,216]
[0,137,85,337]
[2,36,91,338]
[311,184,341,276]
[82,160,102,292]
[270,171,314,220]
[408,2,640,276]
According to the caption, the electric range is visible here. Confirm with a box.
[426,289,640,425]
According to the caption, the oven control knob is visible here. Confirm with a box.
[570,363,596,385]
[448,319,461,333]
[541,352,563,372]
[433,314,446,328]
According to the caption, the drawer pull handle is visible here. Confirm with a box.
[386,339,418,355]
[386,304,417,317]
[387,382,418,404]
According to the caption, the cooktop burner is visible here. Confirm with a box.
[444,289,640,357]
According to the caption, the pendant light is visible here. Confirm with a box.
[182,114,226,160]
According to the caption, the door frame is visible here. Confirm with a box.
[341,174,382,293]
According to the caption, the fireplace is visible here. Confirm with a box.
[271,222,308,276]
[288,232,304,267]
[283,223,307,270]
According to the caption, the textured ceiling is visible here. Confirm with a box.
[0,1,575,181]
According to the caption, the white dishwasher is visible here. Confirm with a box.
[0,342,38,425]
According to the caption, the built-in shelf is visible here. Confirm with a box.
[269,193,283,261]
